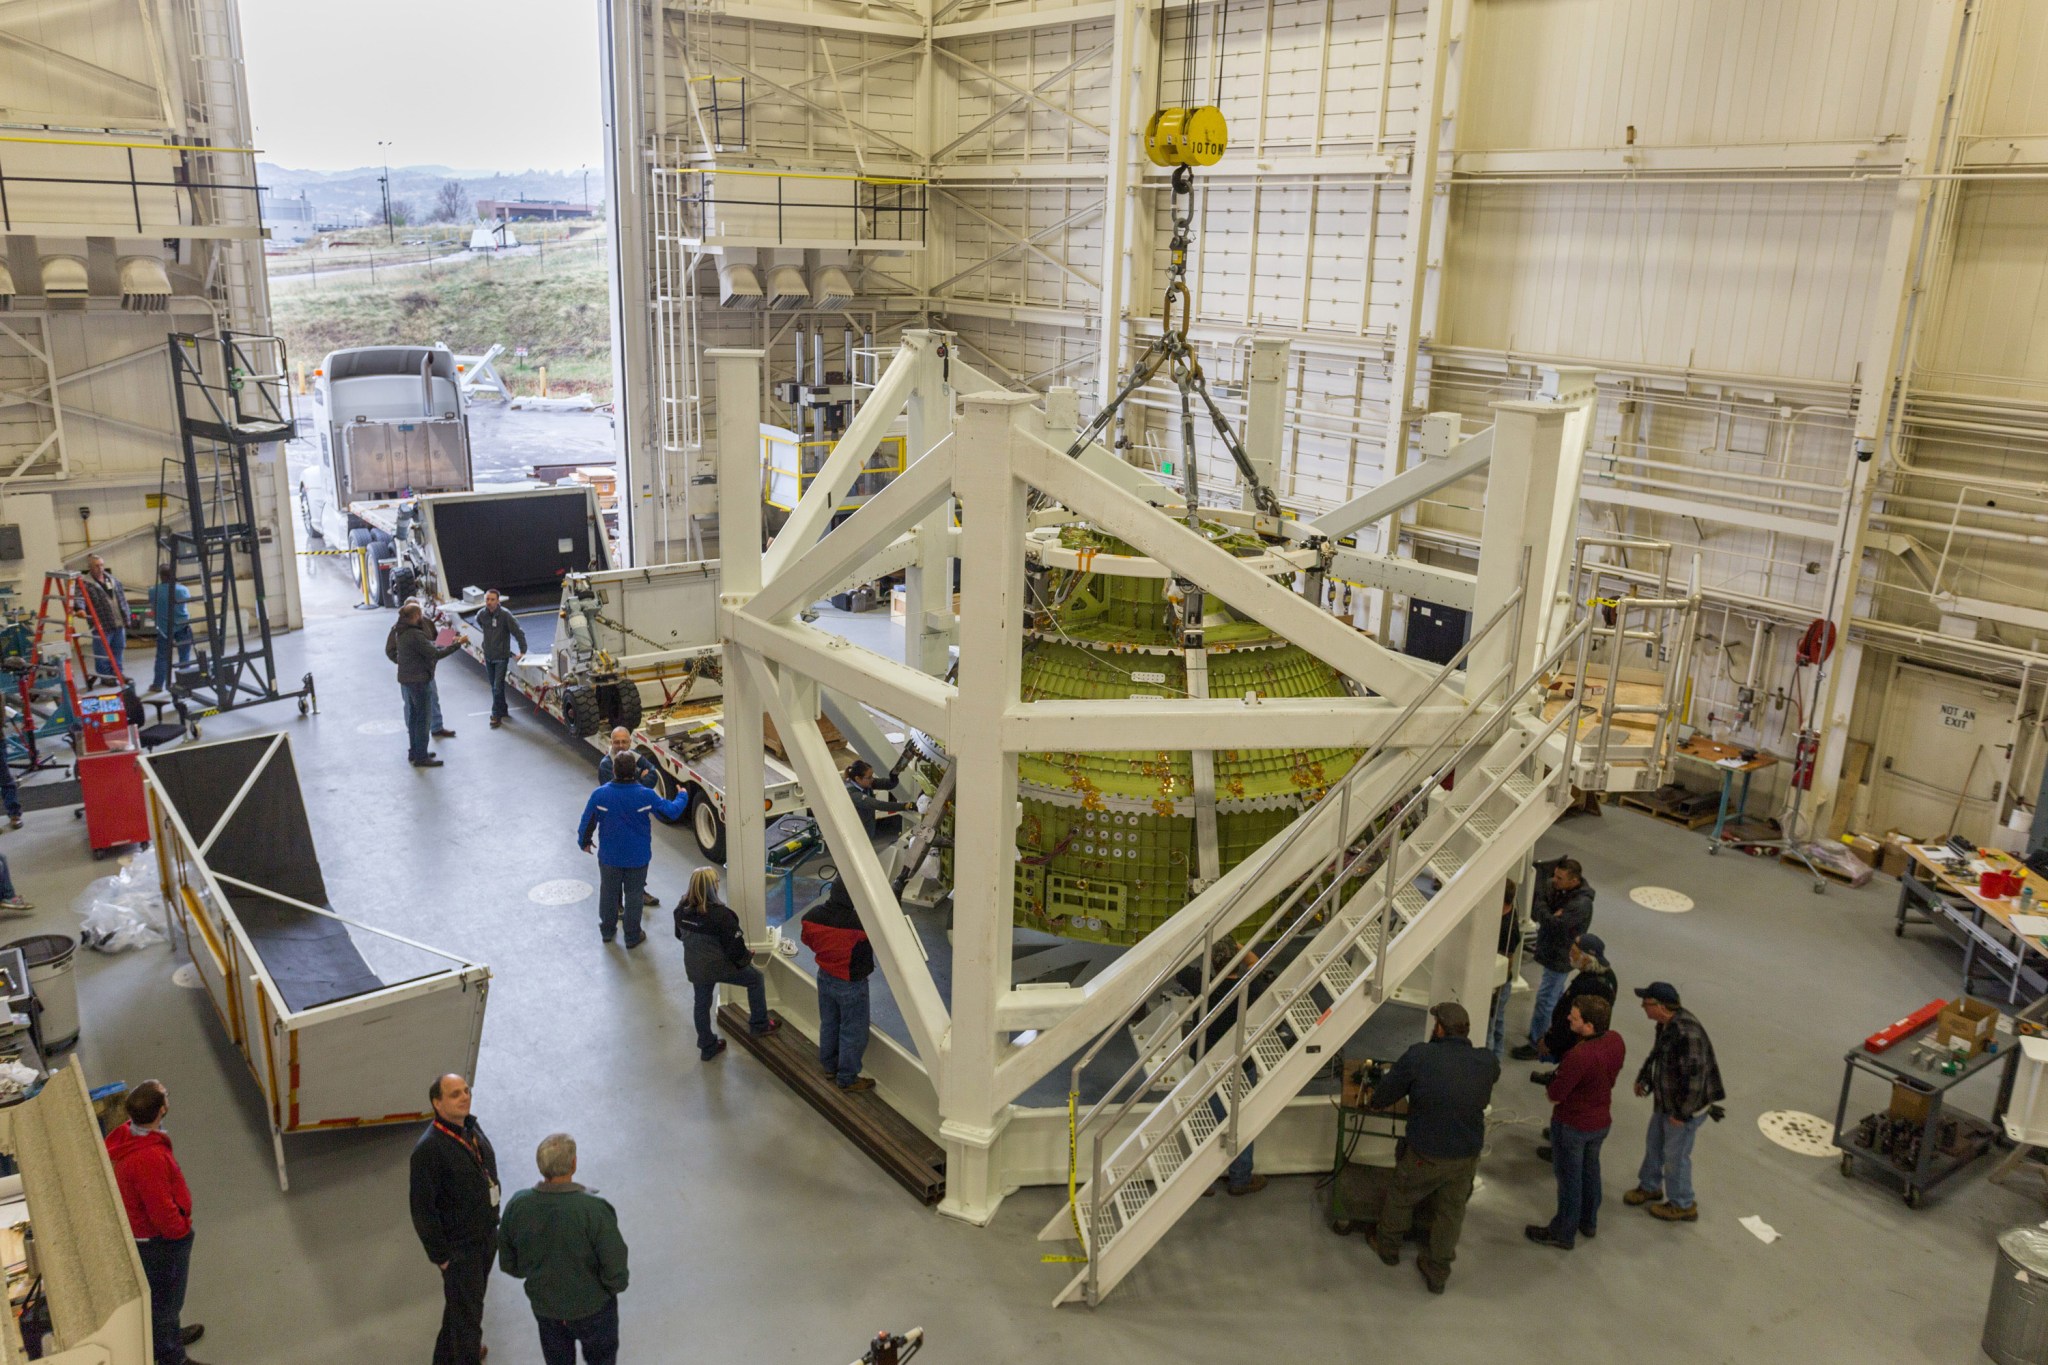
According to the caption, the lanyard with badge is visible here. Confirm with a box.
[436,1119,500,1208]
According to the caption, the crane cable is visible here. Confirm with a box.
[1060,0,1274,524]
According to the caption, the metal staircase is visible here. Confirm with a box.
[159,332,314,726]
[1037,594,1595,1307]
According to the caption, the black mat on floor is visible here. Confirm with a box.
[16,779,81,812]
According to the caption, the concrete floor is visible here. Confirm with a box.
[18,561,2033,1363]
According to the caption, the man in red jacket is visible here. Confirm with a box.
[105,1080,208,1364]
[800,878,876,1092]
[1525,996,1625,1250]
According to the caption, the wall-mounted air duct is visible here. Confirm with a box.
[117,254,171,312]
[38,254,88,305]
[809,249,853,310]
[763,249,808,310]
[716,247,763,309]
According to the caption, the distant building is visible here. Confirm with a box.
[260,188,316,247]
[475,199,596,222]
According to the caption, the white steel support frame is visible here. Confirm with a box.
[712,336,1583,1223]
[1810,0,1971,837]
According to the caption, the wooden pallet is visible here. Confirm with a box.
[1617,789,1717,830]
[720,1004,946,1204]
[1782,850,1867,886]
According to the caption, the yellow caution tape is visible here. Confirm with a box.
[1039,1089,1091,1265]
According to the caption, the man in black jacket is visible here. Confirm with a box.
[410,1073,499,1365]
[675,867,779,1059]
[1369,1002,1502,1294]
[475,590,526,729]
[1514,857,1594,1061]
[388,603,463,767]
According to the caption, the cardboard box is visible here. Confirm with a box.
[1845,834,1881,870]
[1879,832,1914,879]
[1890,1081,1933,1125]
[1937,996,1999,1058]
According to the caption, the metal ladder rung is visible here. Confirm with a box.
[1428,846,1467,877]
[1394,885,1430,921]
[1466,809,1502,840]
[1288,999,1321,1033]
[1254,1034,1287,1072]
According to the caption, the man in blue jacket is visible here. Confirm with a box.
[577,752,689,948]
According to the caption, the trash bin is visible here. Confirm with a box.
[1985,1226,2048,1364]
[6,934,79,1053]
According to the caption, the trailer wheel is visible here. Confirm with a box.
[300,488,320,542]
[691,790,727,862]
[563,685,603,738]
[608,680,643,732]
[642,749,686,824]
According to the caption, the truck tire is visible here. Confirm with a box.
[563,685,603,737]
[607,680,643,732]
[691,790,726,862]
[641,749,687,825]
[300,488,320,542]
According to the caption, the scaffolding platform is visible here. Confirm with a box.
[719,1002,946,1204]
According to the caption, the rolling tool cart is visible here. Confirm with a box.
[1832,1015,2010,1207]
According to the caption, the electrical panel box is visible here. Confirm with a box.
[1419,412,1462,460]
[0,525,21,560]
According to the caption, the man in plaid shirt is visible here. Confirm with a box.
[1622,981,1724,1223]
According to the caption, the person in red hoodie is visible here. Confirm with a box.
[1525,995,1626,1250]
[800,878,876,1092]
[105,1080,208,1365]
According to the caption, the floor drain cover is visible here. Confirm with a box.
[528,879,594,906]
[354,719,405,737]
[1759,1109,1836,1157]
[171,964,202,990]
[1630,885,1695,913]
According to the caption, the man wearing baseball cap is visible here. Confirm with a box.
[1624,982,1725,1222]
[1366,1001,1501,1293]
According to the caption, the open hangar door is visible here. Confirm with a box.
[1868,661,2019,847]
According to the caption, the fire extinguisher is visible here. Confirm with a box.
[1791,728,1819,791]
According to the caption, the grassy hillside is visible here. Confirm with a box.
[270,241,614,397]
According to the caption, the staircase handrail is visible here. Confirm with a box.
[1064,563,1531,1112]
[1074,612,1593,1270]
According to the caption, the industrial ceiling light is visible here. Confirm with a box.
[117,254,172,312]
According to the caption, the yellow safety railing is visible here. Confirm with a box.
[761,433,908,513]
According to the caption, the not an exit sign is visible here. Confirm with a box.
[1941,702,1976,731]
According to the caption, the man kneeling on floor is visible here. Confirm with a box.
[1368,1001,1501,1294]
[499,1133,629,1365]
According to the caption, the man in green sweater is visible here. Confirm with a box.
[497,1133,630,1365]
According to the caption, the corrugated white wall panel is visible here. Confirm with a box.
[1460,0,1920,150]
[1439,181,1891,383]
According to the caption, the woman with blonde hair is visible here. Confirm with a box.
[673,867,779,1059]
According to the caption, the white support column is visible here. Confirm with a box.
[902,329,956,675]
[1811,0,1970,836]
[1470,400,1569,694]
[1094,0,1152,408]
[1370,0,1455,569]
[937,391,1034,1224]
[1243,337,1288,509]
[712,349,770,947]
[603,0,662,566]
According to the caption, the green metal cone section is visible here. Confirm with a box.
[999,537,1364,946]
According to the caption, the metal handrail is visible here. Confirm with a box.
[1064,570,1532,1111]
[1076,612,1592,1271]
